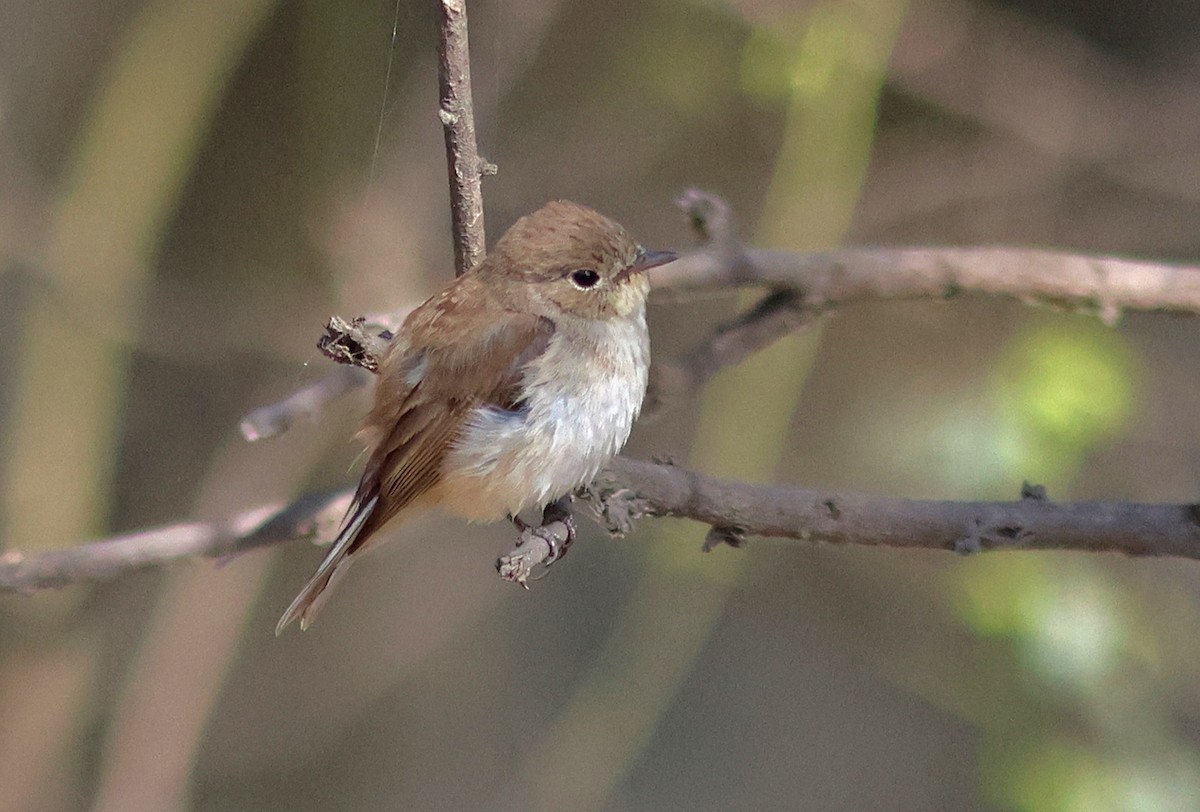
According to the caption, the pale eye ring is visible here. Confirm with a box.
[570,268,601,289]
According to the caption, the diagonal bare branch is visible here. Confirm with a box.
[643,290,818,419]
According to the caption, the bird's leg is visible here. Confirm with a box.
[496,495,576,588]
[539,495,576,564]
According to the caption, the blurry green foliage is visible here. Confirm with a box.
[957,556,1127,686]
[992,733,1200,812]
[741,4,883,105]
[991,319,1139,485]
[740,13,808,103]
[945,318,1196,811]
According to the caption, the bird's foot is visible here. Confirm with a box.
[497,497,576,588]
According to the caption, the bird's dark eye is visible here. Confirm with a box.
[570,269,601,289]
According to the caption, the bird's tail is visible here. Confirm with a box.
[275,494,379,635]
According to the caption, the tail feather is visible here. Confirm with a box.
[275,494,379,635]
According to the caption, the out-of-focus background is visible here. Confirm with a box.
[3,0,1200,809]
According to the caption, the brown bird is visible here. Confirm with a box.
[277,200,676,633]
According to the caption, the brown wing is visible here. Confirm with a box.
[276,274,553,633]
[351,275,555,547]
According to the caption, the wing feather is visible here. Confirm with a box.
[274,493,378,635]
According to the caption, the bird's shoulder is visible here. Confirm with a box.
[378,271,555,405]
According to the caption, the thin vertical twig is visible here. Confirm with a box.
[436,0,488,275]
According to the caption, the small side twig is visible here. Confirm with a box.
[678,188,737,247]
[643,190,816,417]
[316,316,390,372]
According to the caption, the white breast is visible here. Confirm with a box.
[438,310,649,522]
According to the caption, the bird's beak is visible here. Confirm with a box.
[621,248,678,280]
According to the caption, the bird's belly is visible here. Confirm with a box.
[439,365,645,522]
